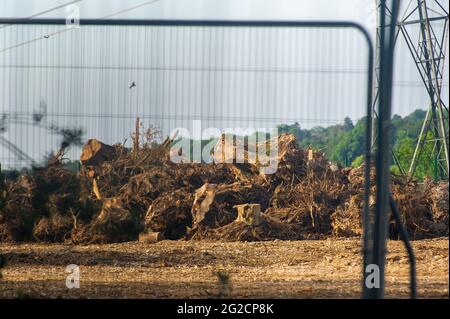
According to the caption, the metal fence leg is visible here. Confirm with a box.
[363,0,400,299]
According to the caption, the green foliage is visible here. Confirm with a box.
[168,108,441,180]
[277,109,443,180]
[278,117,366,166]
[351,155,365,168]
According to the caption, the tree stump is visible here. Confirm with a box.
[234,204,261,226]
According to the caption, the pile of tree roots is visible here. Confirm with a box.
[0,132,447,243]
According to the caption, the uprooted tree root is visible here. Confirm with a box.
[0,133,448,243]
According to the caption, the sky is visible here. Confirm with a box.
[0,0,448,167]
[0,0,373,23]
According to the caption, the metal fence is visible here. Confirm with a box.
[0,18,381,297]
[0,19,373,170]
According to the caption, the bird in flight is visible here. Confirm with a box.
[44,35,50,39]
[129,81,136,89]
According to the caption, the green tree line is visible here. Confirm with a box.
[278,109,448,180]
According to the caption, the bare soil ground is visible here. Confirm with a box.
[0,238,448,299]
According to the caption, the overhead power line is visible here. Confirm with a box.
[0,0,84,30]
[0,0,162,54]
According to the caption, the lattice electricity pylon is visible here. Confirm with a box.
[372,0,449,180]
[371,1,407,175]
[399,0,449,179]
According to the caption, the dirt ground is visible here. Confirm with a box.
[0,238,448,299]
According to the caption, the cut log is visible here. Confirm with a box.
[191,183,218,226]
[80,139,117,166]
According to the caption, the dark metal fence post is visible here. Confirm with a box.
[363,0,400,299]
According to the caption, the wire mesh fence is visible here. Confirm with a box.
[0,21,372,170]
